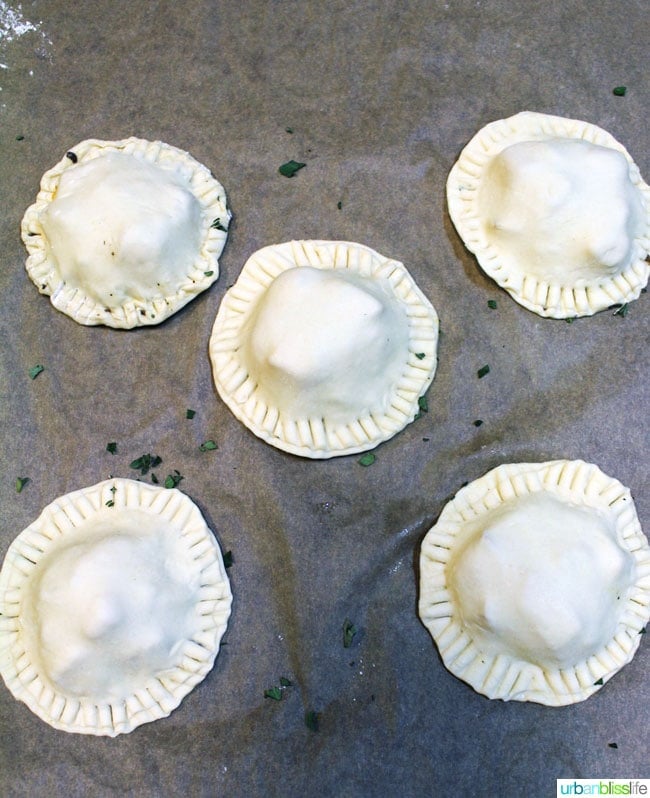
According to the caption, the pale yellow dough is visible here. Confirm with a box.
[0,479,232,735]
[209,240,439,458]
[419,460,650,705]
[447,112,650,317]
[21,138,230,328]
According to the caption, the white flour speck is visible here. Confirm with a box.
[0,2,39,43]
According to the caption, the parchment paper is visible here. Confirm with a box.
[0,1,648,795]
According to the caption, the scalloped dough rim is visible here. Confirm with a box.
[418,459,650,705]
[446,112,650,318]
[208,240,439,459]
[0,479,232,736]
[21,137,231,328]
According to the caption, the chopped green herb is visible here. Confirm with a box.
[593,677,604,686]
[186,409,196,419]
[565,317,575,324]
[285,127,294,134]
[29,364,44,379]
[337,200,342,210]
[477,364,490,379]
[613,303,629,317]
[105,499,115,507]
[418,396,428,413]
[66,151,78,163]
[473,419,483,427]
[223,550,233,568]
[639,627,646,635]
[358,452,376,467]
[342,618,357,648]
[204,270,214,277]
[422,436,430,442]
[279,159,306,178]
[151,473,159,484]
[279,676,292,688]
[164,470,184,489]
[106,442,117,455]
[612,86,626,96]
[16,135,24,141]
[608,742,618,749]
[199,440,218,452]
[415,352,426,360]
[15,477,29,493]
[210,218,227,232]
[264,686,282,701]
[487,299,497,309]
[305,710,319,732]
[130,454,162,475]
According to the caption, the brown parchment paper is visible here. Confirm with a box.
[0,1,648,795]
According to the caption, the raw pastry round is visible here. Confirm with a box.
[447,112,650,317]
[419,460,650,705]
[209,240,439,458]
[21,137,230,328]
[0,479,232,735]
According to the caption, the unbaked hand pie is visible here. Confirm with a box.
[209,240,439,458]
[419,460,650,705]
[447,112,650,317]
[0,479,232,735]
[21,137,230,328]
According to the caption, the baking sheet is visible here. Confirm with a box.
[0,1,648,795]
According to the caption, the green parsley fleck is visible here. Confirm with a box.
[210,218,227,232]
[15,477,29,493]
[612,86,626,96]
[264,686,282,701]
[105,499,115,507]
[16,135,25,141]
[593,677,604,686]
[186,409,196,419]
[477,364,490,379]
[305,710,319,732]
[337,200,342,210]
[279,159,305,178]
[29,364,44,379]
[151,473,159,484]
[285,127,294,134]
[204,270,214,277]
[418,396,428,413]
[279,676,292,688]
[199,440,218,452]
[487,299,497,309]
[223,550,233,568]
[342,618,357,648]
[130,454,162,475]
[415,352,426,360]
[473,419,483,427]
[639,627,646,635]
[608,742,618,749]
[613,303,629,317]
[565,317,575,324]
[164,470,184,489]
[106,442,117,455]
[358,452,376,467]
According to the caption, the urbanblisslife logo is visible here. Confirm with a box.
[557,780,649,796]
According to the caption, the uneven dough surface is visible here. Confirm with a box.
[447,112,650,317]
[22,138,230,327]
[419,460,650,705]
[0,479,232,735]
[209,240,439,458]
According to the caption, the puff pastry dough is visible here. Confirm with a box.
[0,479,232,735]
[209,240,439,458]
[419,460,650,705]
[447,112,650,317]
[21,138,230,327]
